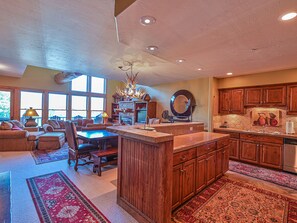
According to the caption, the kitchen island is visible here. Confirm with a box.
[108,123,229,223]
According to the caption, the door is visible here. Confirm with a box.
[215,148,223,178]
[244,88,262,106]
[260,143,283,169]
[223,145,230,173]
[196,156,207,193]
[219,90,231,114]
[172,164,183,210]
[182,159,196,202]
[287,85,297,114]
[229,138,239,160]
[206,151,216,185]
[230,89,244,114]
[262,86,286,106]
[240,140,259,164]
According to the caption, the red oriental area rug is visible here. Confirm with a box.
[26,171,110,223]
[31,143,69,165]
[172,178,297,223]
[229,160,297,190]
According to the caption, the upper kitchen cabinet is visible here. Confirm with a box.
[244,85,286,107]
[287,84,297,114]
[219,89,244,114]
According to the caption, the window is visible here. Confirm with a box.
[91,97,104,123]
[48,93,67,120]
[71,75,87,92]
[0,90,11,121]
[71,95,87,119]
[91,77,105,94]
[20,91,42,126]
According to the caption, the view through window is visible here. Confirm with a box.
[49,93,67,120]
[20,91,42,126]
[71,95,87,119]
[0,90,11,121]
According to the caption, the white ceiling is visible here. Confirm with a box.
[0,0,296,86]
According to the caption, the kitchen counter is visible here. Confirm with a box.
[173,132,229,152]
[214,127,297,139]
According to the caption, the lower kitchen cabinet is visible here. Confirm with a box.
[196,155,207,193]
[260,143,283,169]
[230,138,240,160]
[240,140,259,164]
[172,164,183,210]
[206,151,216,184]
[223,145,230,173]
[215,149,223,179]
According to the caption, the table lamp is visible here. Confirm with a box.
[23,107,39,127]
[102,112,109,124]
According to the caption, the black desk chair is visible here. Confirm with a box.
[65,120,98,171]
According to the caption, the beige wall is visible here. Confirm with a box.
[106,79,123,115]
[142,77,211,128]
[218,68,297,89]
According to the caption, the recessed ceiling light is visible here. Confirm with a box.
[281,12,297,21]
[226,72,233,76]
[146,46,158,51]
[197,68,202,71]
[176,59,185,63]
[0,63,9,70]
[140,16,156,26]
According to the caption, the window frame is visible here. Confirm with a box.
[0,88,12,121]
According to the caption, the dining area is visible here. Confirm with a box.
[64,120,119,176]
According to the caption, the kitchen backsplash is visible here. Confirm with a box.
[213,108,297,133]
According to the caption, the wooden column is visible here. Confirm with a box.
[117,136,173,223]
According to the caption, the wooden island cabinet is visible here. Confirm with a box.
[108,123,230,223]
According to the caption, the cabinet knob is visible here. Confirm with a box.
[180,169,185,173]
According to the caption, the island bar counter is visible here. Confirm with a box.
[108,123,230,223]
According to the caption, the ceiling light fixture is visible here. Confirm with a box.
[0,63,8,70]
[146,46,158,51]
[197,68,202,71]
[140,16,156,26]
[176,59,185,63]
[281,12,297,21]
[226,72,233,76]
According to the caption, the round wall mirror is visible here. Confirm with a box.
[170,90,195,117]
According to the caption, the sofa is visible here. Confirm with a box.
[43,120,66,134]
[0,120,44,151]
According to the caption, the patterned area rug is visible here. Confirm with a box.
[27,171,110,223]
[172,177,297,223]
[0,171,11,223]
[229,160,297,190]
[31,143,69,165]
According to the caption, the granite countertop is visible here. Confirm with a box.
[213,127,297,139]
[107,122,204,144]
[173,132,229,153]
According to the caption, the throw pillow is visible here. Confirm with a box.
[57,120,65,129]
[0,121,13,130]
[11,123,22,130]
[48,120,60,129]
[10,120,25,129]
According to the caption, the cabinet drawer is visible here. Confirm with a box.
[229,132,240,139]
[217,138,229,148]
[197,142,216,157]
[173,148,196,165]
[240,134,283,144]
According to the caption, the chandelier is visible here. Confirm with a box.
[116,61,146,100]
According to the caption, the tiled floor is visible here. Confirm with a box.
[0,151,137,223]
[1,151,297,223]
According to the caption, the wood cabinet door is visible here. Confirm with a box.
[230,89,244,114]
[219,90,231,114]
[182,159,196,203]
[244,88,262,106]
[240,140,259,164]
[259,143,283,169]
[206,151,216,185]
[263,86,286,106]
[287,85,297,114]
[229,138,239,160]
[223,145,230,173]
[172,164,183,210]
[215,149,223,179]
[196,156,207,193]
